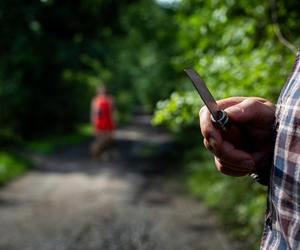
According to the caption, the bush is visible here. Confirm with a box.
[0,151,31,185]
[185,148,267,249]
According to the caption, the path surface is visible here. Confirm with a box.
[0,116,234,250]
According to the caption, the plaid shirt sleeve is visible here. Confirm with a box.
[261,49,300,249]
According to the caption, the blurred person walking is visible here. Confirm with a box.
[90,86,116,159]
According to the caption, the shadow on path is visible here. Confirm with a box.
[0,115,235,250]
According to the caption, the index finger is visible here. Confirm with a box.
[199,97,246,140]
[199,106,222,144]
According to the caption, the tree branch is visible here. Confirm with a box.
[269,0,297,54]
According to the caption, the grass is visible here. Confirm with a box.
[24,124,92,154]
[0,151,31,185]
[0,124,93,185]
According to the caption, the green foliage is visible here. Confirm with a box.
[0,124,91,184]
[154,0,299,130]
[185,148,267,249]
[107,0,180,110]
[1,0,300,245]
[153,91,200,132]
[0,152,31,185]
[153,1,300,247]
[24,124,92,154]
[0,0,142,139]
[0,0,180,141]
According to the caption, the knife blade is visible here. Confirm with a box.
[184,68,229,130]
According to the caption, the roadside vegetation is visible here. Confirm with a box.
[1,0,300,248]
[184,148,267,248]
[152,1,300,248]
[24,124,92,155]
[0,125,92,184]
[0,151,31,185]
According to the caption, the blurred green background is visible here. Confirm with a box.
[1,0,300,248]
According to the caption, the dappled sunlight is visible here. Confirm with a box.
[1,0,299,249]
[0,118,232,250]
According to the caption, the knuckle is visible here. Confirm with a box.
[203,138,209,147]
[199,107,216,138]
[200,124,212,139]
[203,139,213,151]
[199,107,209,122]
[218,165,227,174]
[201,125,211,138]
[215,158,225,172]
[244,98,260,108]
[200,121,215,138]
[199,106,207,116]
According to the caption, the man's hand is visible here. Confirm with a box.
[199,97,276,176]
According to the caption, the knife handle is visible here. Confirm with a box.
[211,110,230,131]
[211,110,248,150]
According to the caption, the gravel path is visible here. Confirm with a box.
[0,116,234,250]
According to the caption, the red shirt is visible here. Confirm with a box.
[92,96,115,132]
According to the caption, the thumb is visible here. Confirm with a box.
[224,99,275,125]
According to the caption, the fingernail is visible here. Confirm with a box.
[242,160,255,169]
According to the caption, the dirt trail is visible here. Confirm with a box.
[0,115,235,250]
